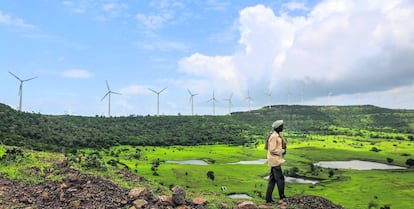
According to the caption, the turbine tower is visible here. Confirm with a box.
[223,93,233,115]
[8,71,38,112]
[208,90,218,115]
[287,87,291,106]
[246,90,253,111]
[265,91,272,109]
[101,80,121,117]
[148,87,167,116]
[187,88,198,116]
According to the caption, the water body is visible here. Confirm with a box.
[264,176,319,184]
[165,160,208,165]
[229,159,267,164]
[228,194,253,199]
[314,160,406,170]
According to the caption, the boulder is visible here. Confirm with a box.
[171,185,186,206]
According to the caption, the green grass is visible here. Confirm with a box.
[85,136,414,209]
[1,135,413,209]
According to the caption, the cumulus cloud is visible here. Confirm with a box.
[178,0,414,107]
[62,69,93,78]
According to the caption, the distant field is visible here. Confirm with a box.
[83,134,414,209]
[1,134,413,209]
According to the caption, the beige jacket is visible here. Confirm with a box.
[266,131,285,167]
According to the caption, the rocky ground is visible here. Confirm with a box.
[0,164,344,209]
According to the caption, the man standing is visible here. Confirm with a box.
[265,120,287,203]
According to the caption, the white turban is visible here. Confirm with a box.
[272,120,283,129]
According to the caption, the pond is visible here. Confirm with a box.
[229,159,267,164]
[264,176,319,184]
[228,194,253,199]
[314,160,406,170]
[165,160,208,165]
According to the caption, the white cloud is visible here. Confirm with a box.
[0,11,36,30]
[135,38,188,51]
[102,2,128,17]
[282,1,309,11]
[178,1,414,108]
[178,53,243,94]
[62,69,93,79]
[135,13,173,30]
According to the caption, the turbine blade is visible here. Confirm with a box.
[105,80,110,91]
[23,76,38,82]
[9,71,22,81]
[159,87,167,93]
[148,88,157,94]
[112,91,122,95]
[187,88,192,95]
[101,92,110,101]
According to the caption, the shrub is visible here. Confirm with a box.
[370,147,381,152]
[405,158,414,167]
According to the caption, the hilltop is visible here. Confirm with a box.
[1,103,413,152]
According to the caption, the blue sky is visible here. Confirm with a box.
[1,0,414,116]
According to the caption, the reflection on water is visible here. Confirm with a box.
[264,176,319,184]
[229,159,267,164]
[165,160,208,165]
[314,160,406,170]
[228,194,252,199]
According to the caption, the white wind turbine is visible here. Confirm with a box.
[148,87,167,116]
[265,91,272,109]
[187,88,198,116]
[246,90,253,111]
[223,93,233,115]
[101,80,121,117]
[8,71,38,112]
[208,90,218,115]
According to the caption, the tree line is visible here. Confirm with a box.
[1,103,413,153]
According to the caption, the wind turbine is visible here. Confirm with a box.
[208,90,218,115]
[223,93,233,115]
[187,88,198,115]
[246,90,253,111]
[265,91,272,109]
[287,87,291,106]
[101,80,121,117]
[8,71,38,112]
[148,87,167,116]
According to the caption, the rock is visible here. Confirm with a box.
[56,158,68,168]
[60,182,67,189]
[235,201,257,209]
[171,185,186,206]
[218,203,228,209]
[257,205,272,209]
[176,205,191,209]
[128,187,148,199]
[132,199,148,208]
[159,195,173,206]
[67,188,78,193]
[70,200,81,207]
[41,191,49,201]
[192,197,207,205]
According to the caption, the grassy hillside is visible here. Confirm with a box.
[1,103,413,153]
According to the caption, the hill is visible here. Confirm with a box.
[1,103,413,153]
